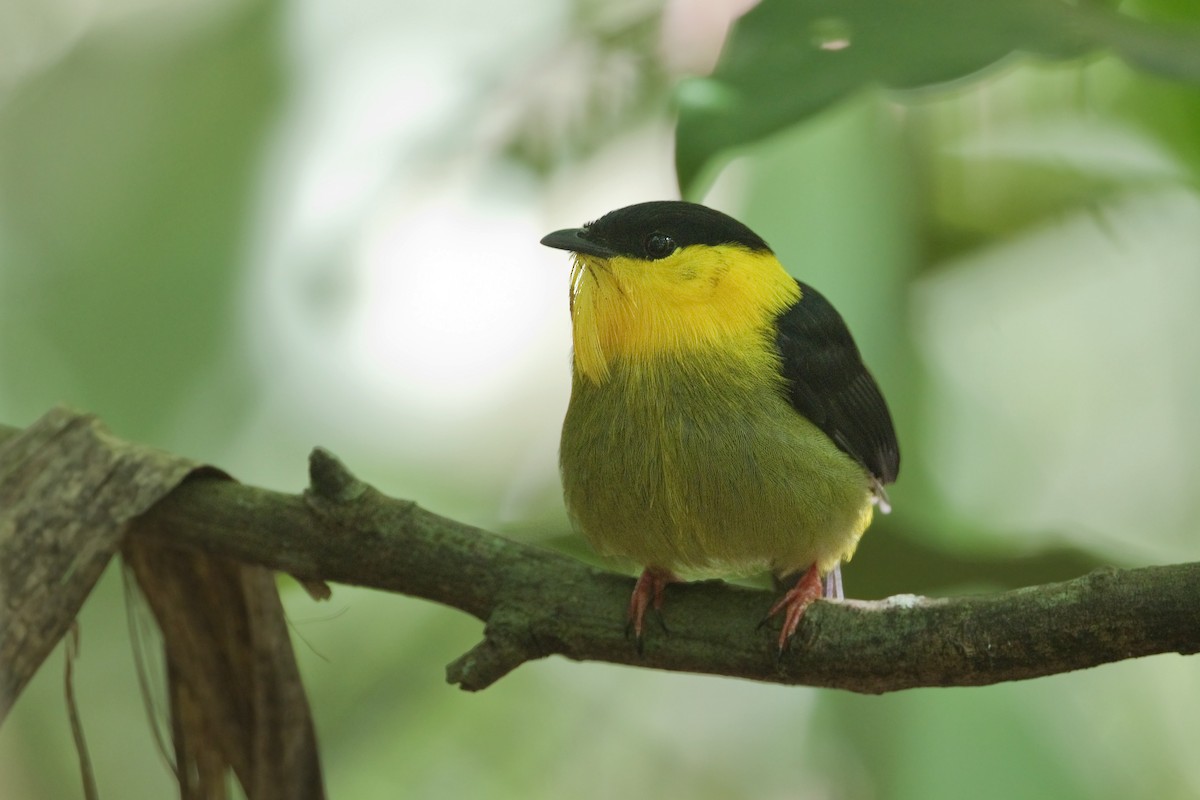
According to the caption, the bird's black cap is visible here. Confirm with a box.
[540,201,772,261]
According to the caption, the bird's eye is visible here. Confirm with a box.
[643,233,677,260]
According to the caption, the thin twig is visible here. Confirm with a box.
[64,624,99,800]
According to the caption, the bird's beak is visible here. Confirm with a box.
[540,227,618,259]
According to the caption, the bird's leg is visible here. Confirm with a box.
[627,567,677,643]
[767,563,824,651]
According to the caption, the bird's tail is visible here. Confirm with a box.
[823,563,844,600]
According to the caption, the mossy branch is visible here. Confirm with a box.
[2,415,1197,696]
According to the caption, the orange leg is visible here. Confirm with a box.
[767,563,824,651]
[627,567,677,642]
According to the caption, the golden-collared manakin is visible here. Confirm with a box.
[541,201,899,649]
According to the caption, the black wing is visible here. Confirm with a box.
[773,280,900,485]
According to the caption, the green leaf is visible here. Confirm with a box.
[676,0,1200,195]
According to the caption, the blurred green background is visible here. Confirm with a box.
[2,0,1199,797]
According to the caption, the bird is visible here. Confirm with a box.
[540,200,899,650]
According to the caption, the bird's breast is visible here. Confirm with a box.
[560,350,874,577]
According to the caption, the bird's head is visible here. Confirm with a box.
[541,201,799,383]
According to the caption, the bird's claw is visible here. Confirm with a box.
[627,568,676,651]
[766,563,824,653]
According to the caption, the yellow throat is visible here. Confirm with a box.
[568,244,801,383]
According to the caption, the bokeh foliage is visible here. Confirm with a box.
[676,0,1200,194]
[1,0,1198,798]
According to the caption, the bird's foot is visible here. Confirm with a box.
[766,563,824,652]
[626,567,677,649]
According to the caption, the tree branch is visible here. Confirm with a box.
[0,410,324,798]
[3,419,1197,693]
[140,447,1200,692]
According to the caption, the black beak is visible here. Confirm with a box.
[540,227,619,259]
